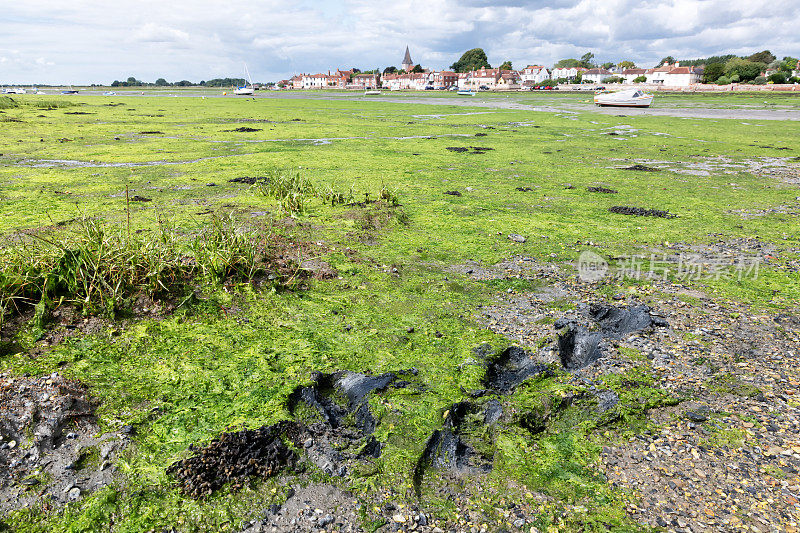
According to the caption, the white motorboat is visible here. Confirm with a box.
[364,90,381,96]
[457,90,476,96]
[594,88,653,107]
[233,63,255,95]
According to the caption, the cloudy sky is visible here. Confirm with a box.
[2,0,799,84]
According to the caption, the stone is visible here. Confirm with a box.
[508,234,526,243]
[67,487,81,501]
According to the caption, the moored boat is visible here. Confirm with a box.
[364,90,381,95]
[457,90,476,96]
[593,88,653,107]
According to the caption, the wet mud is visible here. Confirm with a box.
[587,186,618,194]
[0,374,127,512]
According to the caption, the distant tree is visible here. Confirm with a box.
[111,80,121,87]
[603,76,624,83]
[554,58,580,68]
[498,60,512,70]
[410,64,424,73]
[579,52,595,68]
[540,79,557,87]
[617,60,636,69]
[658,56,676,66]
[753,76,768,85]
[715,76,731,85]
[768,72,787,84]
[352,68,361,74]
[155,78,169,86]
[174,80,192,86]
[725,58,765,81]
[702,62,725,83]
[450,48,491,72]
[575,71,583,83]
[383,66,397,74]
[601,62,614,70]
[633,75,647,83]
[747,50,775,64]
[780,56,799,73]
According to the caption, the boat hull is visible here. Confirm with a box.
[593,90,653,108]
[233,88,254,95]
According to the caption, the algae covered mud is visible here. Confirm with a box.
[0,92,799,532]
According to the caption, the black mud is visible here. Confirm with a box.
[556,304,668,370]
[622,164,659,172]
[609,206,676,218]
[167,421,303,498]
[229,176,267,185]
[137,131,164,135]
[226,127,262,133]
[444,190,462,197]
[587,186,618,194]
[483,346,552,392]
[413,401,496,494]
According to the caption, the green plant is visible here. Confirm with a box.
[256,169,316,214]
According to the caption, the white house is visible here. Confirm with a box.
[644,64,673,84]
[582,68,613,84]
[663,66,703,86]
[621,68,647,83]
[519,65,550,84]
[551,67,587,81]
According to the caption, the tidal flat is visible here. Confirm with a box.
[0,92,799,532]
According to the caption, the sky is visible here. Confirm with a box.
[1,0,799,84]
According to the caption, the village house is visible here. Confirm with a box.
[644,64,673,84]
[662,66,703,86]
[551,66,587,81]
[582,68,613,83]
[290,75,303,89]
[430,70,458,89]
[350,73,380,89]
[644,63,702,86]
[519,65,550,85]
[620,68,647,83]
[381,72,428,90]
[497,70,522,89]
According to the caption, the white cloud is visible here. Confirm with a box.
[0,0,797,84]
[134,23,190,44]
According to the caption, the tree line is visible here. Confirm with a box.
[110,77,249,87]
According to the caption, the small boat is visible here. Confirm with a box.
[7,88,27,94]
[103,91,117,96]
[457,90,476,96]
[593,88,653,107]
[364,90,381,96]
[233,63,255,95]
[61,90,79,94]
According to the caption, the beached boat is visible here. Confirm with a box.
[364,90,381,96]
[103,91,117,96]
[233,64,255,95]
[457,90,476,96]
[593,88,653,107]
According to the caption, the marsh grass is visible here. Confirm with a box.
[0,96,18,109]
[0,214,279,328]
[27,100,77,109]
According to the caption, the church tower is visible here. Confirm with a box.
[401,46,414,72]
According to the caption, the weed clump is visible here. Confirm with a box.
[0,215,292,328]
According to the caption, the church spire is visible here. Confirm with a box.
[402,46,413,70]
